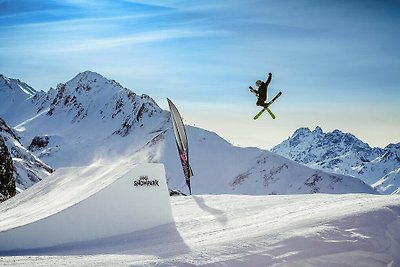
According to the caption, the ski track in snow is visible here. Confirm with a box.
[1,194,399,266]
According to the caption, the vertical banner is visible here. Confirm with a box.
[167,98,194,194]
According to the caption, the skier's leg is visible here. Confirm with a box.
[256,97,266,107]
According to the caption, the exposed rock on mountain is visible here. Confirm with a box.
[0,117,53,192]
[272,126,400,194]
[0,136,15,203]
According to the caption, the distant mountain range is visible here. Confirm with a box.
[0,71,379,201]
[272,127,400,194]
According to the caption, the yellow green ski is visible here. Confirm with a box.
[253,91,282,120]
[254,107,275,120]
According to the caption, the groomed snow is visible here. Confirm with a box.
[1,194,399,266]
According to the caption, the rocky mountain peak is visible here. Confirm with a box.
[313,126,323,134]
[290,126,324,142]
[43,71,164,131]
[0,74,36,96]
[292,127,311,138]
[66,71,122,94]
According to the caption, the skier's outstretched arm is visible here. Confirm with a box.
[265,73,272,86]
[249,86,258,96]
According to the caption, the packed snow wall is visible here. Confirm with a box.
[0,163,173,251]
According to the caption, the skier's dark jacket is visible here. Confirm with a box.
[256,74,272,105]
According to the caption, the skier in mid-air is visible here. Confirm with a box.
[249,72,282,120]
[249,72,272,108]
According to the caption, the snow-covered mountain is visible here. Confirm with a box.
[6,71,169,169]
[271,127,400,194]
[0,72,378,195]
[0,74,38,127]
[0,118,53,195]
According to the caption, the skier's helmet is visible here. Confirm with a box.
[256,80,262,87]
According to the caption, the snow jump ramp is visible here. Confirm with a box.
[0,163,173,252]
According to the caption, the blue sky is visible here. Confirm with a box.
[1,0,399,148]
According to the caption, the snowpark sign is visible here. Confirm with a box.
[134,176,160,187]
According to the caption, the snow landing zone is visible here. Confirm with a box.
[0,165,400,266]
[0,163,173,252]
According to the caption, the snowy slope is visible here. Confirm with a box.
[373,168,400,194]
[157,127,377,195]
[0,72,378,195]
[0,118,53,192]
[0,194,399,266]
[272,127,400,192]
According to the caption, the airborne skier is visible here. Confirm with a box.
[249,72,282,120]
[249,72,272,108]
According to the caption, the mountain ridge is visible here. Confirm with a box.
[272,126,400,194]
